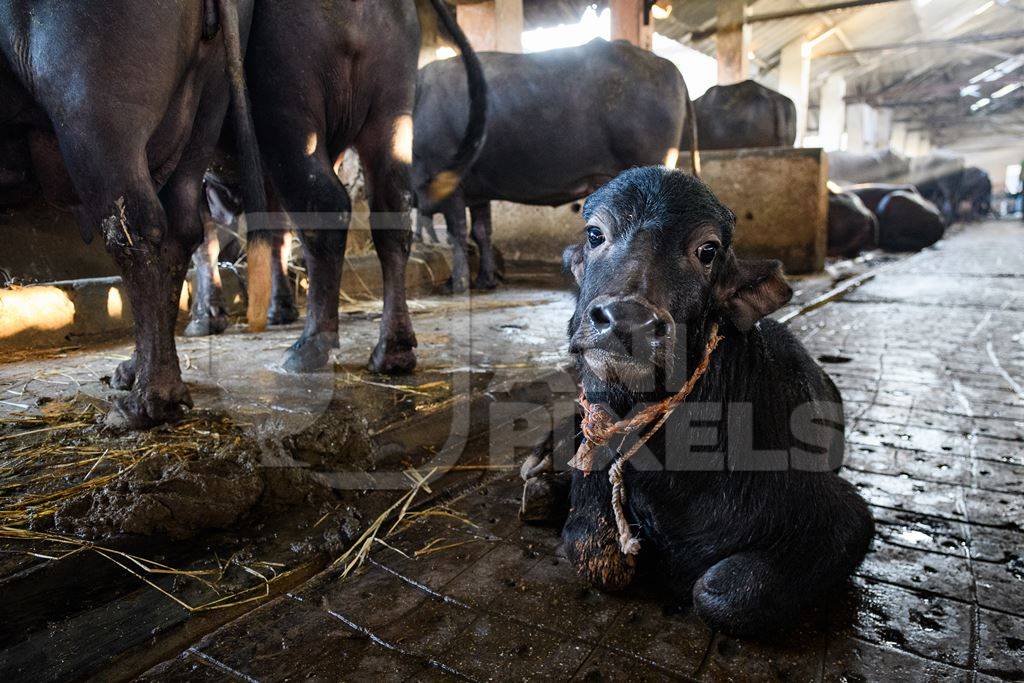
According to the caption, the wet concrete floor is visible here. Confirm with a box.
[2,222,1022,680]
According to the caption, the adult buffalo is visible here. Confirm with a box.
[828,190,877,258]
[0,0,266,428]
[543,167,873,637]
[684,80,797,150]
[876,190,945,251]
[229,0,487,373]
[960,166,993,220]
[413,38,695,293]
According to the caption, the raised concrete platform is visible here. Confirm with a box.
[489,149,829,275]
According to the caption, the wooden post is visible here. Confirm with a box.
[610,0,653,50]
[456,0,523,53]
[716,0,748,84]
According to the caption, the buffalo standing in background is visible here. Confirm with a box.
[413,38,697,293]
[684,80,797,150]
[0,0,266,427]
[241,0,486,373]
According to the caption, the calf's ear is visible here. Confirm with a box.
[715,255,793,331]
[563,243,585,284]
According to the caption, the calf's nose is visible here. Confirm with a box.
[589,300,668,353]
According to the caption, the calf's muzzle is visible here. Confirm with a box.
[588,298,670,359]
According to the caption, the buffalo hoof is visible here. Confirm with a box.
[268,300,300,326]
[282,332,337,373]
[184,314,229,337]
[441,276,469,295]
[472,275,498,291]
[105,379,193,430]
[111,357,137,391]
[368,342,416,375]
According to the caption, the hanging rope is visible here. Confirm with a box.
[568,323,724,555]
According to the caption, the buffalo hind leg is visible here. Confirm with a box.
[415,210,440,244]
[469,202,498,290]
[185,207,230,337]
[98,175,196,427]
[692,509,873,637]
[441,196,470,294]
[268,229,298,325]
[270,147,351,373]
[356,116,417,373]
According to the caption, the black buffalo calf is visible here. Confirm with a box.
[549,167,873,638]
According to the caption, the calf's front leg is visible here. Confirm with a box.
[563,466,636,592]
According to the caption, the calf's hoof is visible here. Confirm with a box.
[184,314,229,337]
[368,343,416,375]
[105,379,193,430]
[282,332,337,373]
[111,358,137,391]
[268,299,300,326]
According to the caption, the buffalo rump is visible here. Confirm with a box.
[413,38,695,293]
[685,80,797,150]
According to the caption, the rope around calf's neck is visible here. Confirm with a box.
[569,322,724,556]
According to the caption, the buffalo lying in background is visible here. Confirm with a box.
[840,184,944,253]
[413,38,696,292]
[875,190,945,252]
[847,183,921,214]
[0,0,266,427]
[684,80,797,150]
[828,150,911,185]
[827,190,877,258]
[539,167,873,637]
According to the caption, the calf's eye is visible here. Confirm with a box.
[696,242,718,265]
[586,226,605,248]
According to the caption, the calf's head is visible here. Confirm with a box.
[565,167,792,392]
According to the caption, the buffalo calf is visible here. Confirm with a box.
[552,167,873,637]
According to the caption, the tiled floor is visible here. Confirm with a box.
[139,221,1024,681]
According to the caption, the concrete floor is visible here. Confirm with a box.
[2,221,1023,680]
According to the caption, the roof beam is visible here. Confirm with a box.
[816,30,1024,57]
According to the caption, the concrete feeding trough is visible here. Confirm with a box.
[682,147,829,274]
[488,148,829,275]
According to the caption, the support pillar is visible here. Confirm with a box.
[875,108,893,151]
[611,0,653,50]
[845,103,876,153]
[716,0,749,84]
[818,74,846,152]
[456,0,524,53]
[890,122,908,155]
[778,38,810,145]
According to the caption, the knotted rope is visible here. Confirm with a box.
[568,323,724,555]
